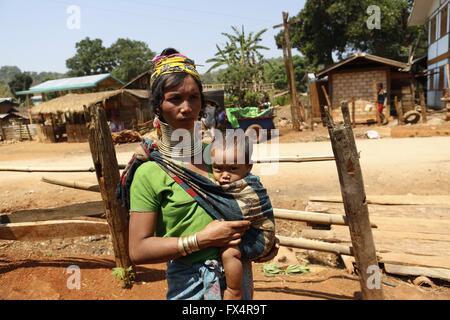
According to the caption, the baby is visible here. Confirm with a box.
[211,134,276,300]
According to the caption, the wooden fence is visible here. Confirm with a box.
[0,124,38,141]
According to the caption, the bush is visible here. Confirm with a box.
[243,91,264,107]
[271,95,290,106]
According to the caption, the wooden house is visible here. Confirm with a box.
[30,89,149,143]
[313,53,411,123]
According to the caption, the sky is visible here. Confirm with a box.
[0,0,306,74]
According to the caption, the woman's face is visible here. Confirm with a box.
[160,75,202,130]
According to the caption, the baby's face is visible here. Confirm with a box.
[211,147,251,184]
[212,163,251,185]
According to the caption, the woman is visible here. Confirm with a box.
[127,48,278,300]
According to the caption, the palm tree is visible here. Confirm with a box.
[206,26,269,97]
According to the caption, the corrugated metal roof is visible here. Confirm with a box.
[0,113,9,119]
[316,53,409,78]
[16,74,123,95]
[408,0,432,26]
[0,98,15,104]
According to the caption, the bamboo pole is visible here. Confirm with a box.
[0,167,100,173]
[254,155,335,163]
[277,235,352,255]
[274,208,377,228]
[41,177,100,192]
[323,102,384,300]
[84,103,134,288]
[321,85,332,108]
[0,156,335,173]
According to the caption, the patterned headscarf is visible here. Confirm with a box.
[150,53,201,86]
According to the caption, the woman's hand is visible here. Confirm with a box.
[197,220,251,249]
[254,237,280,263]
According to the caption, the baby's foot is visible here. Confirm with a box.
[223,287,242,300]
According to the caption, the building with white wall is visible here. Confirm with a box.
[410,0,450,109]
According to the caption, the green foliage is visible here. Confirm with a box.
[264,56,308,92]
[28,72,66,86]
[243,91,264,107]
[279,0,427,68]
[0,66,66,95]
[271,94,290,107]
[207,26,269,107]
[0,81,13,97]
[0,66,21,84]
[112,266,136,289]
[109,38,155,82]
[66,37,155,83]
[201,69,227,84]
[66,37,114,76]
[8,72,33,98]
[263,263,310,277]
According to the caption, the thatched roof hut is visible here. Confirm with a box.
[30,89,148,115]
[31,89,151,143]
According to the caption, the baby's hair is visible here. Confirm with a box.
[212,131,254,165]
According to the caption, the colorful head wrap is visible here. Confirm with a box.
[150,53,201,86]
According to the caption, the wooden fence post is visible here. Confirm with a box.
[394,96,403,125]
[373,82,381,126]
[84,104,134,288]
[351,97,356,128]
[323,102,384,300]
[0,121,5,141]
[420,92,427,123]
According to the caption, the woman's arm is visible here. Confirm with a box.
[129,212,251,265]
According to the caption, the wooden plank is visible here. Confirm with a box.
[370,216,450,235]
[306,201,450,220]
[331,225,450,243]
[380,252,450,270]
[330,229,450,258]
[309,195,450,206]
[0,201,104,224]
[384,264,450,282]
[0,220,109,241]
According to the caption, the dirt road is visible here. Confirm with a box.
[1,137,450,300]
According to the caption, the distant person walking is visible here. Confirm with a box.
[377,83,388,125]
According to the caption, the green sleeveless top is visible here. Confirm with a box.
[130,159,219,264]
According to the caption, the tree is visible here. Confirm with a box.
[109,38,155,82]
[66,37,155,82]
[29,71,66,86]
[207,26,269,107]
[8,72,33,97]
[0,66,22,85]
[0,81,13,97]
[264,56,308,92]
[66,37,115,76]
[280,0,426,68]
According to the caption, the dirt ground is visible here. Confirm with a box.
[1,124,450,300]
